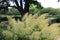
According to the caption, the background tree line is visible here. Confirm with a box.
[0,0,60,22]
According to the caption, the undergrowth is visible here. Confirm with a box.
[1,13,60,40]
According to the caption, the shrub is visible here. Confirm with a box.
[1,13,60,40]
[0,22,7,30]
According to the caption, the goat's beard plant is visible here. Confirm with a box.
[2,13,60,40]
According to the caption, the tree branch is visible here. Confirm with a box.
[14,0,19,7]
[24,0,30,13]
[20,0,23,8]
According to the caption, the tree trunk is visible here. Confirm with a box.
[19,0,30,19]
[15,0,30,20]
[24,0,30,13]
[20,0,25,18]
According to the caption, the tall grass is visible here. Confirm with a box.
[1,13,60,40]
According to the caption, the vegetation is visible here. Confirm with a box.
[0,13,60,40]
[0,0,43,18]
[0,0,60,40]
[7,8,20,15]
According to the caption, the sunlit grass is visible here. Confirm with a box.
[1,13,60,40]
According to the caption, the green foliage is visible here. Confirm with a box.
[2,30,14,40]
[38,7,60,18]
[0,9,8,14]
[7,8,20,15]
[56,8,60,18]
[29,3,43,14]
[29,4,38,14]
[0,8,20,15]
[0,22,7,30]
[0,13,60,40]
[0,17,8,21]
[40,8,55,14]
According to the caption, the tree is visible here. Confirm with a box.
[0,0,41,18]
[9,0,40,18]
[0,0,10,14]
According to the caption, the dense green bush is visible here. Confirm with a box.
[29,4,38,14]
[29,4,42,15]
[0,22,7,30]
[40,8,55,14]
[38,7,60,18]
[0,9,8,14]
[7,8,20,15]
[56,8,60,18]
[0,17,8,21]
[0,13,60,40]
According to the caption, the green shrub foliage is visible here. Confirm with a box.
[0,13,60,40]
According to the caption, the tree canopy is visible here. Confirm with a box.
[0,0,42,18]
